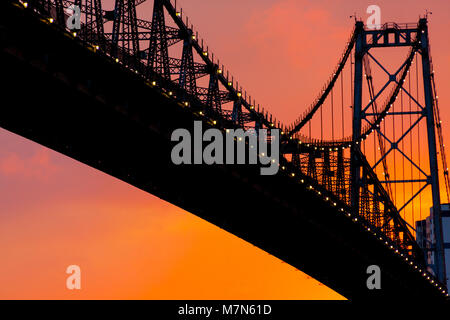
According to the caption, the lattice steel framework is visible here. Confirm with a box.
[19,0,450,293]
[351,20,446,284]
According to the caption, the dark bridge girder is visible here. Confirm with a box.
[0,1,446,300]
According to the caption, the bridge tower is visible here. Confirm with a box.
[351,19,447,284]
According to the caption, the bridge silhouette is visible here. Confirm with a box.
[1,0,449,300]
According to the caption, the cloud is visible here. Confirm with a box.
[244,0,349,70]
[0,149,59,180]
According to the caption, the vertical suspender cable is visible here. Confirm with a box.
[393,88,397,205]
[416,53,422,222]
[341,68,345,139]
[331,88,335,141]
[409,64,414,226]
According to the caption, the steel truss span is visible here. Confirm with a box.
[1,0,449,300]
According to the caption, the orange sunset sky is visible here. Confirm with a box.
[1,0,450,299]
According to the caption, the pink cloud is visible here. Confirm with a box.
[244,0,349,70]
[0,149,59,180]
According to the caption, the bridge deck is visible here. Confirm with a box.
[0,1,444,300]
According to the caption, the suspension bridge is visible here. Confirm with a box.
[0,0,449,300]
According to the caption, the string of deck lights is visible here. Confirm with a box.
[20,0,448,297]
[279,162,448,296]
[22,0,438,155]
